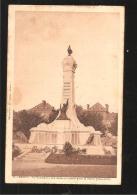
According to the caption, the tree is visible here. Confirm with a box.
[13,131,28,143]
[48,109,59,123]
[13,110,43,139]
[13,107,59,142]
[110,117,118,136]
[76,106,105,132]
[12,144,22,160]
[63,142,73,156]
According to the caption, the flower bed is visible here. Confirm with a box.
[45,153,117,165]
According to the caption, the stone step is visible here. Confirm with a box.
[23,155,45,159]
[23,153,45,157]
[20,152,50,161]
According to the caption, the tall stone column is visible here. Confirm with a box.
[61,46,79,125]
[62,46,77,107]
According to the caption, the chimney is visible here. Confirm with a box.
[105,104,109,112]
[87,104,90,110]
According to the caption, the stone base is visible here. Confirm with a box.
[29,120,104,155]
[86,146,105,155]
[29,130,91,146]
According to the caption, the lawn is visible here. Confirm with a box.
[12,161,116,178]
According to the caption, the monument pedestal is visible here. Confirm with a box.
[86,146,105,155]
[29,119,92,146]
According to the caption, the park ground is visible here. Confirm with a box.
[12,161,116,178]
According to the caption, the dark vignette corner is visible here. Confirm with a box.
[1,0,137,194]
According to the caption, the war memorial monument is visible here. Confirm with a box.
[29,46,104,155]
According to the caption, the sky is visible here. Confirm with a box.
[13,10,123,112]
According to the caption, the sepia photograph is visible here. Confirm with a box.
[5,5,124,184]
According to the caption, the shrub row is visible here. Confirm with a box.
[45,153,117,165]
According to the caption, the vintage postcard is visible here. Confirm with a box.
[5,5,124,184]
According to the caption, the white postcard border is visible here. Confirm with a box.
[5,5,125,185]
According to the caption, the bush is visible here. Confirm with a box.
[12,144,22,160]
[43,146,51,153]
[51,146,58,154]
[31,146,52,153]
[81,148,87,154]
[31,146,39,153]
[45,153,117,165]
[63,142,73,156]
[73,148,86,155]
[58,149,63,154]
